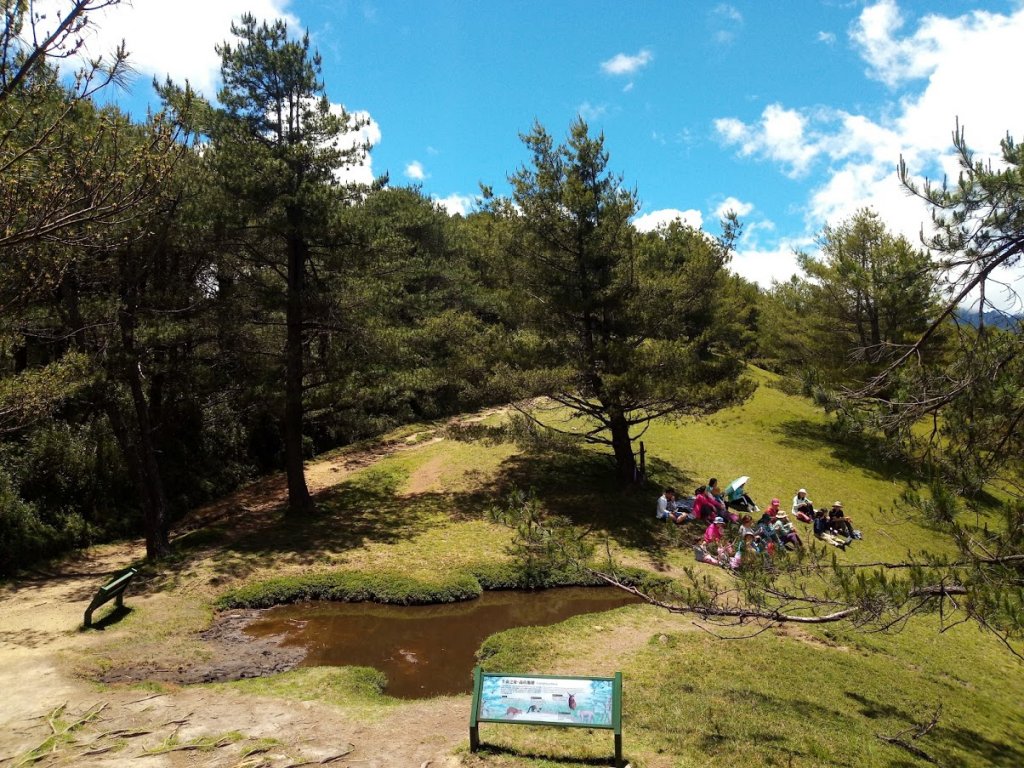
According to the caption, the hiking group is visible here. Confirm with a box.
[656,479,863,567]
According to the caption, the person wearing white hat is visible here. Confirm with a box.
[792,488,814,522]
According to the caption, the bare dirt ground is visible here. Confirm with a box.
[0,423,488,768]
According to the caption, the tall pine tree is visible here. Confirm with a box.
[211,15,369,515]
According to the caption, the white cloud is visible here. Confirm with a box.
[713,3,743,24]
[730,238,810,289]
[405,160,427,181]
[47,1,384,187]
[39,0,298,96]
[714,1,1024,256]
[852,0,936,87]
[600,49,653,76]
[714,104,821,177]
[578,101,608,121]
[632,208,703,232]
[713,196,754,219]
[817,31,836,45]
[709,4,743,44]
[333,107,381,186]
[433,193,477,216]
[823,2,1024,242]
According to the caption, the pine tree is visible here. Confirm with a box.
[495,118,751,482]
[211,15,369,515]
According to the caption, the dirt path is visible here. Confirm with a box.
[0,418,498,768]
[0,580,466,767]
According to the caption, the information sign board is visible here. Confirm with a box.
[469,668,623,766]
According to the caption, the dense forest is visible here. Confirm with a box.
[2,0,1023,625]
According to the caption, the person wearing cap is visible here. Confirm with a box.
[829,501,856,538]
[703,516,726,545]
[792,488,814,523]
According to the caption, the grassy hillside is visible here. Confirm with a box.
[77,368,1022,768]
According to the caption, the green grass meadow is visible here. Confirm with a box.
[140,367,1024,767]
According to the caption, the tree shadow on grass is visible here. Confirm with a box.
[775,418,916,483]
[137,469,420,591]
[695,686,860,768]
[845,690,913,721]
[929,723,1024,768]
[699,729,813,766]
[216,475,411,569]
[140,461,513,593]
[486,449,699,569]
[845,690,1024,767]
[140,443,693,592]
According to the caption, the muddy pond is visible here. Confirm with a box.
[244,587,642,698]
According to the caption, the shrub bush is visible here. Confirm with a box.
[219,562,670,610]
[217,569,484,609]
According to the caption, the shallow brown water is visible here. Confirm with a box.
[243,587,642,698]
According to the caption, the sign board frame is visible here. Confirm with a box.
[469,667,623,767]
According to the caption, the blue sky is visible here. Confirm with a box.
[55,0,1024,294]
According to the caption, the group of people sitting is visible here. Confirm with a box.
[656,480,863,568]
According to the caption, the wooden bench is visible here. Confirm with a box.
[84,566,138,628]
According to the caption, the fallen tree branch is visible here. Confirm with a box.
[589,569,861,624]
[876,734,941,765]
[281,745,355,768]
[877,704,944,765]
[141,736,235,756]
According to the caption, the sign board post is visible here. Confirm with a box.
[469,667,623,767]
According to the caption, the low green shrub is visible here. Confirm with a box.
[217,569,483,609]
[467,561,602,590]
[218,562,663,610]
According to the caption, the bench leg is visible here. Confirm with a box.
[84,608,93,628]
[116,593,124,609]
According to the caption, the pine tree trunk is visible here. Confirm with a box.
[284,221,313,516]
[105,398,170,560]
[126,369,172,559]
[608,409,637,484]
[112,287,171,560]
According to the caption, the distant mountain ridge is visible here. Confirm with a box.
[952,309,1023,330]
